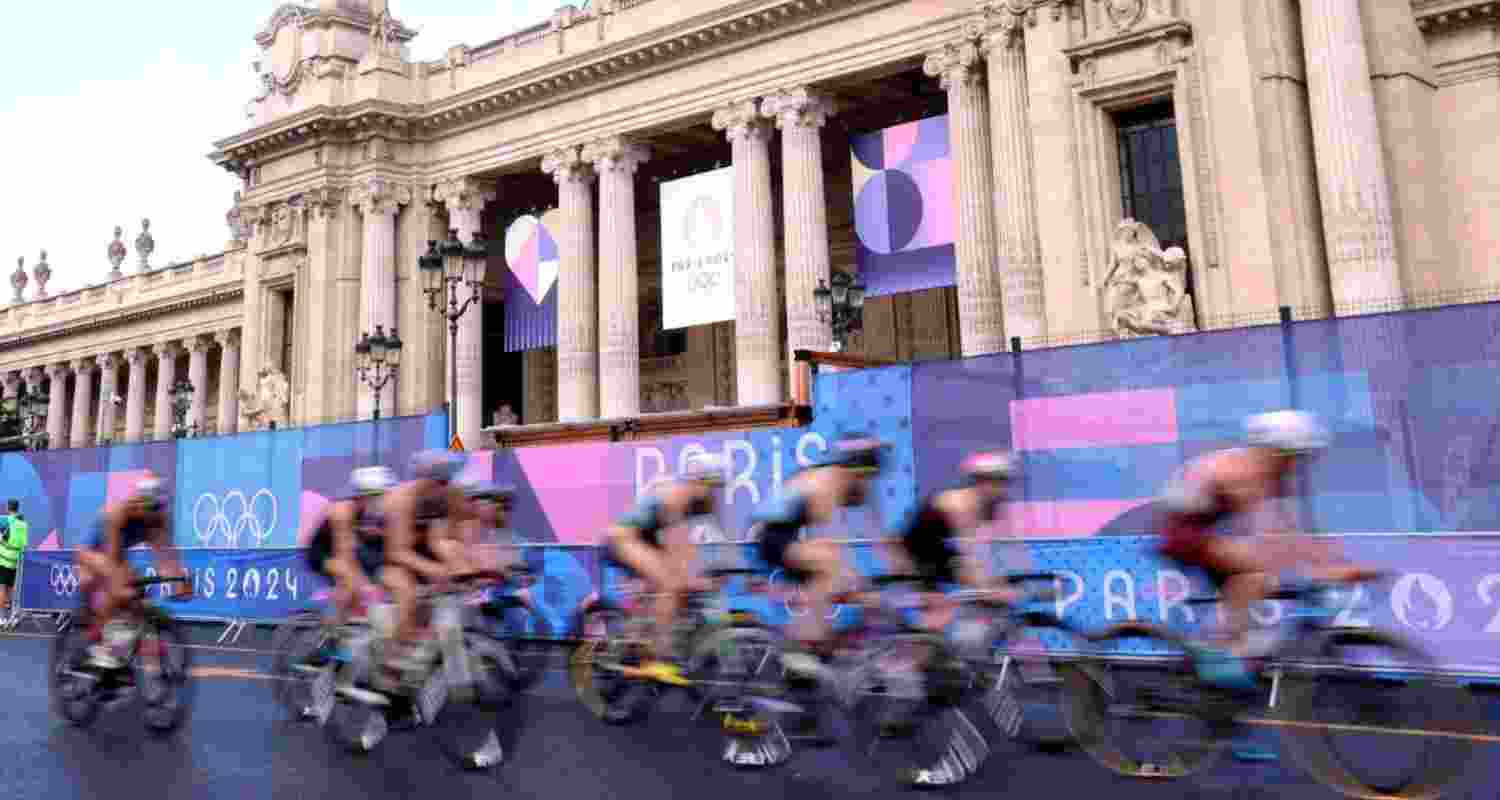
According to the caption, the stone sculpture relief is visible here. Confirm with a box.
[1101,219,1197,337]
[239,368,291,430]
[227,191,250,243]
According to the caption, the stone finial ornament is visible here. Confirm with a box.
[10,256,27,303]
[32,250,50,298]
[134,218,155,270]
[107,226,128,280]
[227,190,250,244]
[1101,219,1197,338]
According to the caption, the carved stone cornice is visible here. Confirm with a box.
[212,0,874,175]
[1414,0,1500,32]
[431,176,497,213]
[581,135,651,174]
[348,176,413,217]
[1063,17,1192,71]
[0,284,244,355]
[760,87,837,130]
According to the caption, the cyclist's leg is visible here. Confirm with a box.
[782,538,847,648]
[606,529,676,659]
[380,563,422,644]
[322,557,360,626]
[1198,537,1274,653]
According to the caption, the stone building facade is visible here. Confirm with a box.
[0,0,1495,450]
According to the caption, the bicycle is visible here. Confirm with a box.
[50,574,194,734]
[271,567,549,729]
[324,570,544,769]
[819,571,1083,787]
[1058,572,1481,799]
[570,561,795,767]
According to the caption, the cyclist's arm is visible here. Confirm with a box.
[147,514,189,592]
[385,488,449,581]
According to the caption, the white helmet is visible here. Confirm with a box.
[1245,410,1330,455]
[134,477,165,503]
[350,466,398,497]
[679,453,727,487]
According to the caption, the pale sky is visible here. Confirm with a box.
[0,1,560,300]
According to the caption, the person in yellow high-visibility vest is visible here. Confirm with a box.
[0,500,29,616]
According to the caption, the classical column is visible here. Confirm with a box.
[712,100,782,405]
[45,364,68,450]
[152,342,179,440]
[1299,0,1403,313]
[69,359,93,449]
[215,330,241,435]
[124,347,148,443]
[94,353,121,445]
[186,336,210,432]
[433,177,497,446]
[0,373,16,402]
[979,9,1046,344]
[925,40,1005,356]
[541,147,599,421]
[762,87,837,368]
[583,136,650,418]
[350,177,412,418]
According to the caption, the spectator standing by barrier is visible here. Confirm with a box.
[0,500,28,622]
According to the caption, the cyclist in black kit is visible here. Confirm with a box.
[604,454,726,686]
[77,474,189,669]
[302,466,397,667]
[752,435,888,679]
[883,451,1020,630]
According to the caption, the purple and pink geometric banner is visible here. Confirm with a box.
[850,114,956,298]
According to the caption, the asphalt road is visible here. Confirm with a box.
[1,622,1497,800]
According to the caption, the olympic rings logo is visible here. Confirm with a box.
[192,489,278,548]
[51,565,80,597]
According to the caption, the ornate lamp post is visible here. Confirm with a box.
[354,324,403,420]
[420,228,487,441]
[813,270,867,352]
[169,379,197,439]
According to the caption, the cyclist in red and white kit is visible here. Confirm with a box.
[1157,410,1367,690]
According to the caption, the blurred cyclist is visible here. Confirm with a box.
[883,450,1020,631]
[77,474,190,669]
[1157,409,1365,691]
[302,466,396,667]
[380,450,474,673]
[604,453,726,686]
[455,476,521,578]
[751,435,888,680]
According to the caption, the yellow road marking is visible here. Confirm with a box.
[1246,716,1500,745]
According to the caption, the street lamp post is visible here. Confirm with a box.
[169,379,197,439]
[354,324,404,420]
[420,228,487,442]
[813,270,867,352]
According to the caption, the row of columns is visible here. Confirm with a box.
[0,330,241,449]
[535,87,836,423]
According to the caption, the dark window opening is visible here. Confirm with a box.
[1116,101,1194,306]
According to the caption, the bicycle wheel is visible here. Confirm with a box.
[479,595,552,691]
[981,609,1083,750]
[1273,628,1480,800]
[271,614,334,722]
[137,613,194,735]
[429,637,512,770]
[1058,623,1226,780]
[687,623,794,768]
[569,604,658,724]
[842,632,990,787]
[49,618,102,727]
